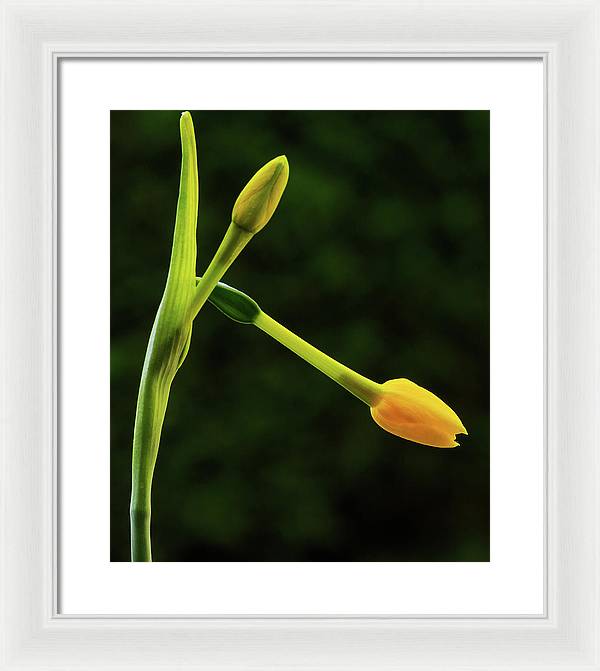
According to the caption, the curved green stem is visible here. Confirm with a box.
[254,312,382,406]
[207,281,383,406]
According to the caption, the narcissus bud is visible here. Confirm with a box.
[231,156,289,234]
[208,281,468,449]
[370,378,467,448]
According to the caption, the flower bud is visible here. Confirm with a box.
[370,378,467,448]
[231,156,289,234]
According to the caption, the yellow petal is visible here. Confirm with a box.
[370,378,467,448]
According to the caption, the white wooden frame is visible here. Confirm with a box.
[1,1,599,668]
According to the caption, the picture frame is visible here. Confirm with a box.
[1,1,599,668]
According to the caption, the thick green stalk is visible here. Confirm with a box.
[130,360,171,561]
[130,112,198,562]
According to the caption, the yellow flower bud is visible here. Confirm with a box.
[208,282,468,449]
[370,378,467,448]
[231,155,289,233]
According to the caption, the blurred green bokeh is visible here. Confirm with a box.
[111,110,489,562]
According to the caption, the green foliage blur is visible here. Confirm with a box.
[111,110,489,562]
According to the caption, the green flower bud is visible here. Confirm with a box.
[231,155,289,234]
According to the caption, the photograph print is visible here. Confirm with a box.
[110,110,490,562]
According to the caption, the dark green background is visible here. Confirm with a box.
[111,110,489,562]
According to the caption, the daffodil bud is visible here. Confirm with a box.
[206,279,468,449]
[231,156,289,234]
[370,379,467,448]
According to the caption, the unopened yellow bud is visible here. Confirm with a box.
[231,155,289,233]
[370,379,467,448]
[207,280,468,449]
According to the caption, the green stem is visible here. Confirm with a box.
[254,312,382,405]
[130,321,175,562]
[189,223,253,322]
[206,280,383,405]
[130,502,152,561]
